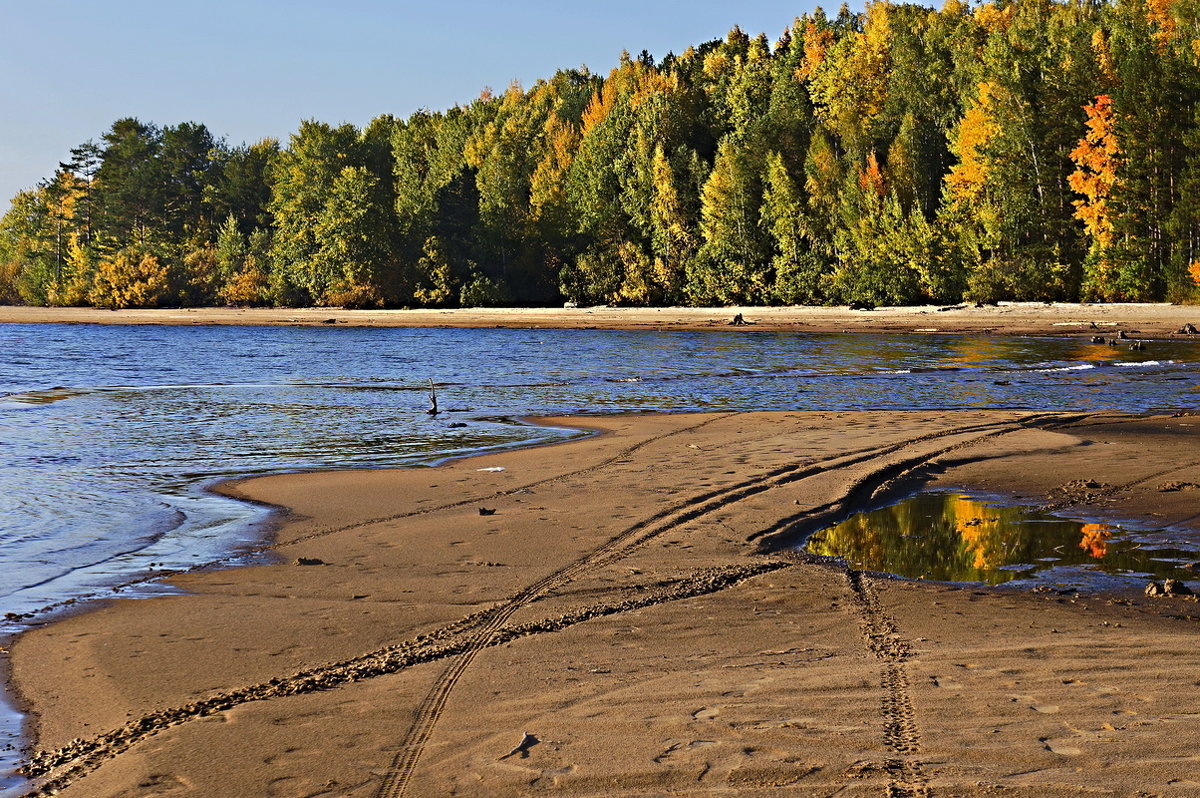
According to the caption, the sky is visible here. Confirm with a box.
[0,0,831,203]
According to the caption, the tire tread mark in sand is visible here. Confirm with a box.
[748,411,1080,549]
[22,413,1076,795]
[369,414,1067,798]
[19,415,1006,779]
[19,564,786,797]
[845,570,929,798]
[378,409,1151,797]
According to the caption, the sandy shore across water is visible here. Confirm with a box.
[9,407,1200,797]
[2,301,1200,340]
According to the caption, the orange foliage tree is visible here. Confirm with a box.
[859,152,886,196]
[1069,95,1121,248]
[1145,0,1179,52]
[795,20,833,82]
[1069,95,1121,297]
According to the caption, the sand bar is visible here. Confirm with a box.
[9,410,1200,796]
[3,302,1200,340]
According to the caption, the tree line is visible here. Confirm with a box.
[3,0,1200,310]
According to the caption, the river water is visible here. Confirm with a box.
[1,322,1199,792]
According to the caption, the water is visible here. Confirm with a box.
[0,323,1198,792]
[2,325,1198,623]
[805,491,1200,590]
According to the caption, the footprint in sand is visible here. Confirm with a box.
[654,740,718,763]
[692,708,720,720]
[1042,738,1082,755]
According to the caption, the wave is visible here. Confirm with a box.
[1029,364,1097,373]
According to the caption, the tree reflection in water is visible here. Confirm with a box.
[804,492,1198,586]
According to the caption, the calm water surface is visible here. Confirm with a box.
[3,324,1199,621]
[1,323,1199,792]
[806,492,1200,589]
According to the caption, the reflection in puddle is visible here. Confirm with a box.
[804,492,1200,588]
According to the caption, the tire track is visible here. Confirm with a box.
[20,563,788,797]
[845,570,929,798]
[749,411,1082,550]
[23,413,1078,795]
[370,414,1070,798]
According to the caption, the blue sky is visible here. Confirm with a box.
[0,0,829,203]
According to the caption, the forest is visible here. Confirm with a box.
[3,0,1200,310]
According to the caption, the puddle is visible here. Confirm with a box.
[804,492,1200,589]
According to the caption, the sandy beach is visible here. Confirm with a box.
[2,302,1200,341]
[8,408,1200,797]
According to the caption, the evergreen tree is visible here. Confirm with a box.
[692,138,771,304]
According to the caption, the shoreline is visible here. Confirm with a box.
[0,415,604,794]
[0,416,597,632]
[3,302,1200,340]
[9,410,1200,796]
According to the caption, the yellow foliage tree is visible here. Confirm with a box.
[580,78,620,138]
[1146,0,1179,51]
[1091,29,1117,85]
[1069,95,1122,299]
[90,249,170,308]
[412,236,456,307]
[946,82,1000,204]
[613,240,656,305]
[974,2,1014,33]
[530,114,581,227]
[648,144,693,301]
[0,257,19,304]
[809,2,893,146]
[220,255,271,306]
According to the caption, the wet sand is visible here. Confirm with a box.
[10,410,1200,796]
[2,302,1200,340]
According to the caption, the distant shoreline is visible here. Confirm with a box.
[2,302,1200,340]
